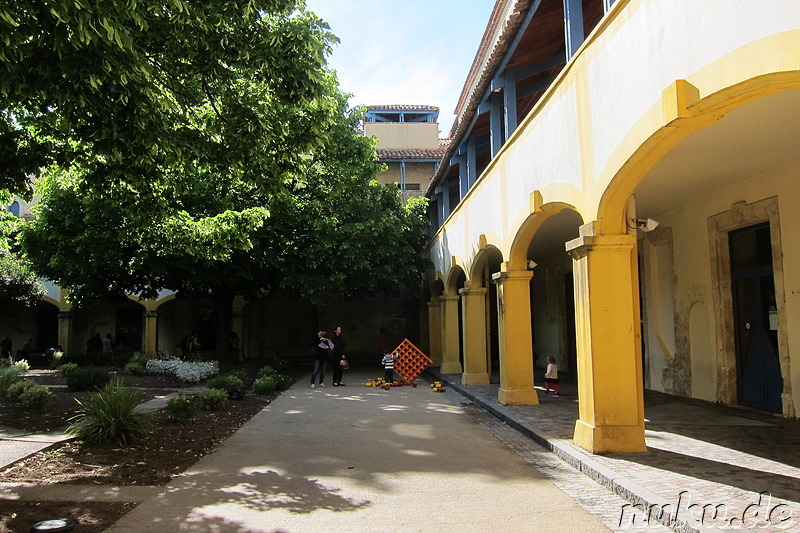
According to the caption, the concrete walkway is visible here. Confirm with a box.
[430,368,800,533]
[104,369,614,532]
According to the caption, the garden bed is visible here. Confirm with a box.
[0,364,302,532]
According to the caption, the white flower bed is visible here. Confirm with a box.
[145,358,219,383]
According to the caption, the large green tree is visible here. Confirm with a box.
[21,78,429,359]
[1,0,336,197]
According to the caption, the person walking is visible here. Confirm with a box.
[102,333,114,356]
[330,326,347,386]
[310,329,333,389]
[544,354,560,396]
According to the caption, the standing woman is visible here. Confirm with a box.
[310,329,333,389]
[331,326,347,386]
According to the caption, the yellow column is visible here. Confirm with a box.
[439,295,463,374]
[492,269,538,405]
[460,285,489,385]
[144,310,158,357]
[427,298,442,365]
[57,311,72,354]
[566,233,646,453]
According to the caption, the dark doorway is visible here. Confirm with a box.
[115,309,143,352]
[729,223,782,413]
[35,306,58,352]
[565,273,577,373]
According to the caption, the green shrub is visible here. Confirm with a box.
[206,373,244,392]
[198,388,229,411]
[0,367,23,397]
[165,393,198,421]
[257,365,275,378]
[7,379,37,399]
[66,367,110,391]
[0,357,9,368]
[18,383,52,408]
[272,373,289,389]
[252,375,276,395]
[13,359,29,372]
[67,378,153,444]
[124,360,145,375]
[58,362,79,377]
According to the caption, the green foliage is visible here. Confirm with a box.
[1,0,337,197]
[58,362,79,377]
[198,388,229,411]
[206,373,244,392]
[257,365,275,378]
[124,353,146,376]
[7,379,37,398]
[165,393,198,421]
[66,367,110,391]
[271,373,289,390]
[12,359,29,372]
[18,383,52,408]
[252,375,277,395]
[0,366,22,396]
[112,351,133,368]
[67,379,153,444]
[0,245,46,311]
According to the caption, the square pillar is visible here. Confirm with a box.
[439,295,463,374]
[427,298,442,365]
[567,233,646,453]
[57,311,72,354]
[492,269,538,405]
[144,310,158,357]
[460,286,489,385]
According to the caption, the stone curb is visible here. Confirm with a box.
[0,482,160,503]
[427,370,726,533]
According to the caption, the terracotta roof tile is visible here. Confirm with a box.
[366,104,440,112]
[376,148,447,160]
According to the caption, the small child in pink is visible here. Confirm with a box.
[544,354,560,396]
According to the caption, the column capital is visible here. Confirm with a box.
[57,311,72,319]
[566,233,636,259]
[145,310,158,318]
[491,269,533,284]
[439,294,460,303]
[459,286,488,297]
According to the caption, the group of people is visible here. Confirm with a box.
[309,326,407,389]
[86,332,115,357]
[310,326,347,388]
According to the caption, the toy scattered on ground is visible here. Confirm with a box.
[430,381,447,393]
[363,340,434,391]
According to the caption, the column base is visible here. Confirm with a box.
[462,372,490,386]
[573,419,647,453]
[440,361,463,375]
[498,387,539,405]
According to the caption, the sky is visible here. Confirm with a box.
[304,0,496,136]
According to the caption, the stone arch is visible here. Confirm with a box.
[509,202,580,271]
[598,69,800,236]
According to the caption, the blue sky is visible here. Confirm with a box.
[304,0,496,136]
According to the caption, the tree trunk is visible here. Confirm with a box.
[212,288,235,363]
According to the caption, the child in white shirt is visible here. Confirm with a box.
[544,354,560,397]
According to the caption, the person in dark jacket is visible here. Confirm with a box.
[330,326,347,387]
[310,330,333,389]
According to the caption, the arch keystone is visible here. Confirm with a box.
[662,79,701,123]
[530,190,543,214]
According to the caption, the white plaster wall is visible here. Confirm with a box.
[589,0,800,178]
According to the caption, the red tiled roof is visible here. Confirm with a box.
[366,104,440,112]
[376,148,448,160]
